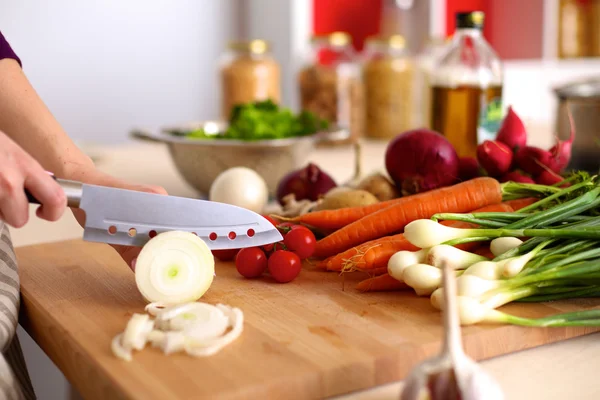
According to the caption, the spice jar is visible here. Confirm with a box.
[219,40,280,120]
[298,32,364,145]
[362,35,415,140]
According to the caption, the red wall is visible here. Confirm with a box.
[312,0,544,59]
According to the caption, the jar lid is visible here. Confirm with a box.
[365,34,406,49]
[227,40,270,54]
[311,32,351,48]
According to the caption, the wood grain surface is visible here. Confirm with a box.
[15,239,600,400]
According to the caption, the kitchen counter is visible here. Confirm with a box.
[9,133,600,400]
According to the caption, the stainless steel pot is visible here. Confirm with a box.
[130,122,350,197]
[554,78,600,172]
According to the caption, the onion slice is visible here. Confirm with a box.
[135,231,215,304]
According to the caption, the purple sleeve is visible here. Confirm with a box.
[0,31,22,67]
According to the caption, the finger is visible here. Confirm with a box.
[24,171,67,222]
[0,173,29,228]
[110,244,141,271]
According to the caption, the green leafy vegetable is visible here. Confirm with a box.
[183,100,329,141]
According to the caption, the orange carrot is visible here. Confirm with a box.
[502,197,537,211]
[319,202,513,272]
[320,234,418,272]
[313,177,503,258]
[274,196,405,231]
[356,273,409,292]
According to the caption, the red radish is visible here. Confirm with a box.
[496,106,527,151]
[500,170,535,184]
[476,140,513,177]
[549,107,576,172]
[536,169,564,186]
[385,129,460,195]
[458,157,482,181]
[514,146,556,176]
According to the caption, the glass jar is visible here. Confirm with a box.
[362,34,415,140]
[430,11,503,158]
[298,32,364,145]
[415,37,448,129]
[219,40,281,120]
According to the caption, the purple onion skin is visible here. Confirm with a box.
[385,129,460,195]
[276,163,337,205]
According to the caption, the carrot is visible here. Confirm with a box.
[502,197,537,211]
[320,202,514,272]
[319,234,418,272]
[356,273,409,292]
[313,177,503,258]
[274,196,405,231]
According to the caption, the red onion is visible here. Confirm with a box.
[549,107,576,172]
[496,106,527,151]
[476,140,513,177]
[276,163,337,205]
[500,170,535,184]
[385,129,459,195]
[458,157,482,181]
[514,146,557,176]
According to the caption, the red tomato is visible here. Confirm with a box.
[278,222,309,232]
[283,228,316,259]
[267,250,301,283]
[211,248,239,262]
[235,247,267,278]
[262,215,278,226]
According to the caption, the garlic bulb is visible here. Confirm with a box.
[400,261,504,400]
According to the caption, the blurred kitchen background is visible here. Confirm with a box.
[2,0,600,398]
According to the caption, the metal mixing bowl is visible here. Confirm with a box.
[130,121,349,197]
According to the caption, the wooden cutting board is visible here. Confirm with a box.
[15,239,600,400]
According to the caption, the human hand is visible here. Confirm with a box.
[68,169,168,271]
[0,131,67,227]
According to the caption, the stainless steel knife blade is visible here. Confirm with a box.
[26,178,283,249]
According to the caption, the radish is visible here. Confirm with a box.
[496,106,527,151]
[476,140,513,177]
[385,129,460,195]
[500,170,535,184]
[458,157,482,181]
[514,146,557,176]
[536,169,565,186]
[549,107,576,173]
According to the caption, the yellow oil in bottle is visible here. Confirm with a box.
[431,84,503,158]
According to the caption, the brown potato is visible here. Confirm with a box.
[356,173,400,201]
[314,189,379,211]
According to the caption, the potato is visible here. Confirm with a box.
[356,173,399,201]
[313,189,379,211]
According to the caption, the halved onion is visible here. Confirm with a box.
[135,231,215,304]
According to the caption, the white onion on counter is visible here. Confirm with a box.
[209,167,269,213]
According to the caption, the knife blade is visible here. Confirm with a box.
[25,177,283,249]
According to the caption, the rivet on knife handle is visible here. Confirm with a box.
[25,174,83,208]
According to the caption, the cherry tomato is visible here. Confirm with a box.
[262,215,278,227]
[211,249,239,262]
[283,228,316,259]
[277,222,309,233]
[235,247,267,278]
[267,250,301,283]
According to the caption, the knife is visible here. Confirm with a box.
[25,176,283,249]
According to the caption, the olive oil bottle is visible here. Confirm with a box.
[430,11,503,157]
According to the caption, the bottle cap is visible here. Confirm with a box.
[456,11,485,29]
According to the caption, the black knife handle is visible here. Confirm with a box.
[25,174,83,208]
